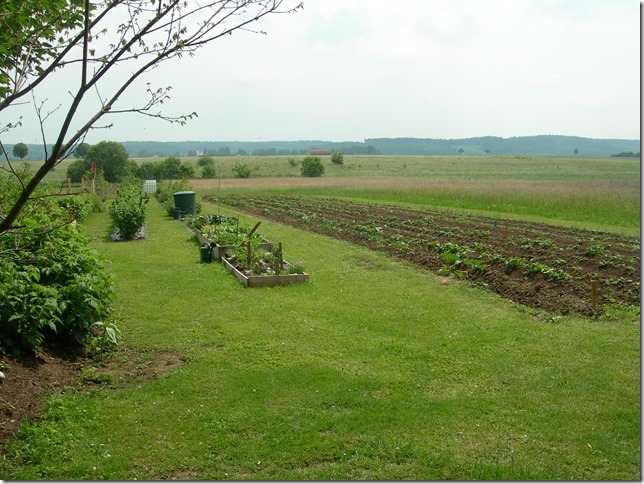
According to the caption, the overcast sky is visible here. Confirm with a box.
[4,0,641,144]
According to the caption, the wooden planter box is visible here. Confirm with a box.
[222,257,309,288]
[193,229,271,261]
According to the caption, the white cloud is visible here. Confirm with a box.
[2,0,639,144]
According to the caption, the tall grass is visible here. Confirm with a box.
[26,154,641,184]
[1,202,639,480]
[26,154,640,233]
[199,176,640,235]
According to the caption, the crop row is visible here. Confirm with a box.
[212,196,639,315]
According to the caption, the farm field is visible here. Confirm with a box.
[0,155,640,480]
[209,195,639,316]
[32,154,640,232]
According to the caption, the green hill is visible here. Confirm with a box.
[2,135,639,160]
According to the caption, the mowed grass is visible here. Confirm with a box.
[1,201,639,480]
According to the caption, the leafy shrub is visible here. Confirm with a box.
[0,167,110,354]
[84,141,129,182]
[133,157,195,180]
[300,156,325,177]
[56,193,104,222]
[86,320,122,362]
[66,158,88,182]
[137,161,160,180]
[197,155,215,167]
[157,156,194,179]
[109,180,149,240]
[202,164,216,179]
[331,152,344,165]
[233,162,252,178]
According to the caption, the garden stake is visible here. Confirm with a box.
[246,221,262,244]
[278,242,283,274]
[247,240,252,268]
[591,280,598,312]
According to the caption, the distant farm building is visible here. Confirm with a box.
[307,149,332,156]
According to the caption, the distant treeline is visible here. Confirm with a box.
[1,135,639,159]
[610,151,640,158]
[120,140,379,158]
[364,136,641,157]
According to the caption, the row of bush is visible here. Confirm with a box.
[67,141,344,183]
[109,179,149,240]
[67,154,203,183]
[0,166,115,355]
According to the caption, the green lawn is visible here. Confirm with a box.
[1,200,639,480]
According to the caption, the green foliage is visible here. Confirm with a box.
[157,156,194,180]
[85,320,122,362]
[132,157,195,180]
[1,203,637,480]
[188,215,265,246]
[331,152,344,165]
[12,142,28,159]
[233,162,252,178]
[157,179,200,217]
[198,155,217,179]
[300,156,325,177]
[73,142,91,158]
[108,180,149,240]
[197,155,215,167]
[0,0,85,100]
[56,194,103,222]
[0,172,114,354]
[85,141,129,183]
[201,164,216,179]
[136,161,159,180]
[65,158,88,182]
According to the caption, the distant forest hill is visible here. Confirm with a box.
[3,135,640,160]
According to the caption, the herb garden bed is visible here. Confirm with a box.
[183,213,308,287]
[222,257,308,287]
[209,195,640,315]
[186,214,272,260]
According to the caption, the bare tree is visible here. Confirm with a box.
[0,0,303,234]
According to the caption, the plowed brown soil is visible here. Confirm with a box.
[211,195,640,316]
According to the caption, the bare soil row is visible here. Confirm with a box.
[210,196,640,316]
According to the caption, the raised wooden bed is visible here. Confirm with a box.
[192,228,271,260]
[222,257,309,288]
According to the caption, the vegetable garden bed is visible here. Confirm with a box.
[209,195,640,315]
[182,212,308,287]
[222,257,308,287]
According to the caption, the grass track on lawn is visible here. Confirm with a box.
[1,200,640,480]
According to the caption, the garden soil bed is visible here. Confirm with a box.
[211,195,640,316]
[223,257,309,287]
[0,346,181,451]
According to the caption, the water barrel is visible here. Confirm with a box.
[173,191,196,216]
